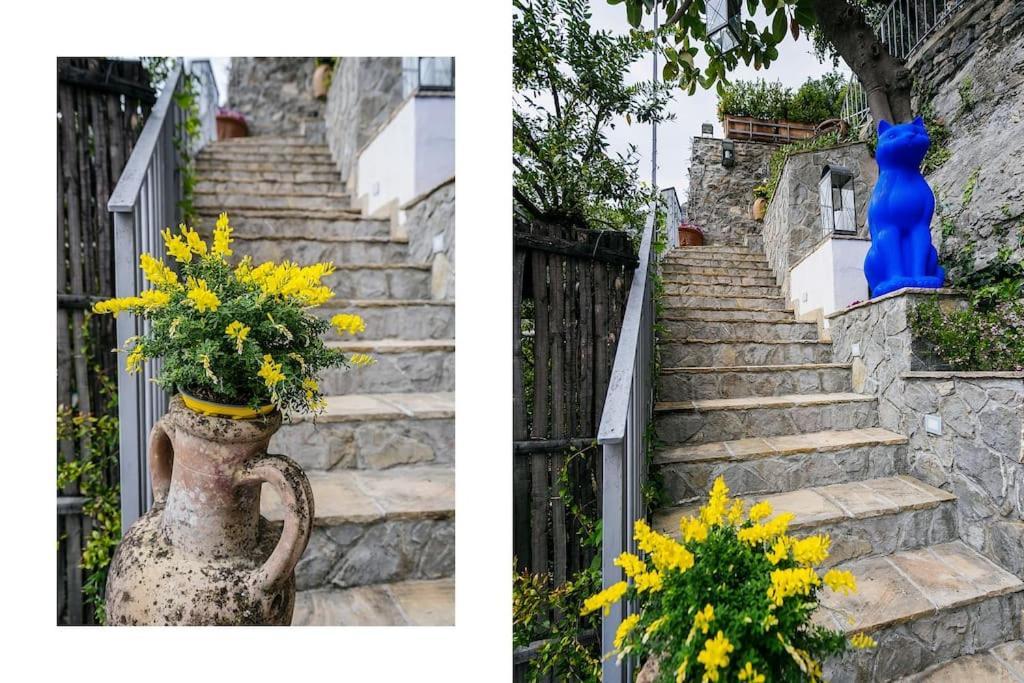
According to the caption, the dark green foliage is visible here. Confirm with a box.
[717,72,846,124]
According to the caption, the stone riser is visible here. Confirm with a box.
[823,591,1024,683]
[662,263,774,276]
[661,308,795,323]
[196,215,390,240]
[318,350,454,394]
[665,253,768,264]
[196,160,337,174]
[319,304,454,341]
[655,400,878,444]
[197,153,335,165]
[815,502,958,569]
[195,193,350,211]
[194,168,340,183]
[231,237,409,265]
[197,179,343,195]
[662,273,778,287]
[663,282,781,298]
[291,517,454,591]
[660,341,832,367]
[666,294,788,311]
[670,246,759,255]
[323,268,431,300]
[659,366,852,401]
[662,319,818,342]
[657,442,902,504]
[274,417,454,471]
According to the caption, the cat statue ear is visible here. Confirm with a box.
[878,119,892,134]
[912,115,925,127]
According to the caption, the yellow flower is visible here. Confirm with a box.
[331,313,366,336]
[614,552,646,578]
[675,658,689,683]
[161,227,192,263]
[748,501,773,523]
[696,631,734,682]
[168,317,182,337]
[766,537,791,565]
[644,616,667,640]
[93,296,141,318]
[138,289,170,310]
[200,354,218,384]
[302,377,326,410]
[139,253,179,288]
[767,567,821,606]
[212,212,233,258]
[850,632,876,649]
[681,516,708,544]
[699,476,730,526]
[791,535,831,567]
[633,571,663,593]
[125,343,145,374]
[349,353,375,367]
[737,513,795,547]
[186,278,220,313]
[727,499,745,525]
[823,569,858,595]
[635,520,694,573]
[225,321,251,353]
[737,662,765,683]
[693,604,714,634]
[180,224,207,256]
[257,354,285,388]
[581,581,627,616]
[613,613,639,649]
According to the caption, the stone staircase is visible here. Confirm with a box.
[650,245,1023,681]
[194,136,454,626]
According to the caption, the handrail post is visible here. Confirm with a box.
[601,438,626,683]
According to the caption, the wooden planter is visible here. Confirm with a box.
[678,225,704,247]
[724,114,816,144]
[216,115,248,140]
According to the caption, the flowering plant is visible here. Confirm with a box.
[583,477,874,682]
[92,213,372,414]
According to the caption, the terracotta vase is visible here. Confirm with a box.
[678,225,705,247]
[105,395,314,626]
[216,116,248,140]
[312,63,331,99]
[752,197,768,221]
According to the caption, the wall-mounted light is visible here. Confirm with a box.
[925,414,943,436]
[701,123,714,137]
[721,140,736,168]
[819,164,856,235]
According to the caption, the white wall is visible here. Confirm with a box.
[356,94,455,217]
[790,237,871,329]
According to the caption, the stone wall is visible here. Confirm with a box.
[762,142,875,299]
[403,179,455,300]
[686,137,777,247]
[323,57,404,187]
[227,58,324,138]
[910,0,1024,276]
[828,289,1024,577]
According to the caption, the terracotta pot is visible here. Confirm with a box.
[312,63,331,99]
[216,116,248,140]
[105,395,314,626]
[678,225,705,247]
[752,197,768,221]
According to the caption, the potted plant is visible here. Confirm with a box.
[585,477,875,681]
[312,57,336,99]
[752,185,770,221]
[93,213,373,625]
[678,221,705,247]
[216,107,248,140]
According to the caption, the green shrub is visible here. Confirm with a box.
[717,72,845,125]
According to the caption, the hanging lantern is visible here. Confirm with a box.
[819,164,856,235]
[706,0,742,54]
[721,140,736,168]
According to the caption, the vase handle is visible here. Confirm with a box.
[148,419,174,507]
[237,454,314,592]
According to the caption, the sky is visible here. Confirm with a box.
[588,1,850,200]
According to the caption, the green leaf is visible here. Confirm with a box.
[771,10,788,43]
[663,61,679,80]
[762,0,778,11]
[626,0,642,27]
[746,0,758,15]
[794,0,816,26]
[791,15,800,40]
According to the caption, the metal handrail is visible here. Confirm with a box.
[108,62,184,531]
[597,205,658,682]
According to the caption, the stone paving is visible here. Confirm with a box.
[652,244,1023,678]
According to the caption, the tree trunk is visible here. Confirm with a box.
[813,0,914,126]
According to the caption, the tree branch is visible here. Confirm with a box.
[665,0,696,27]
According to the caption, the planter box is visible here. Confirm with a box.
[724,115,816,144]
[216,115,248,140]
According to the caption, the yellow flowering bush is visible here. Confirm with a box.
[583,477,876,682]
[93,213,372,413]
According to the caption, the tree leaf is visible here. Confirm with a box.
[626,0,642,27]
[790,15,800,41]
[746,0,758,16]
[794,0,816,27]
[663,61,679,81]
[771,10,787,43]
[762,0,778,11]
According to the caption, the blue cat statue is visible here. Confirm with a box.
[863,117,945,297]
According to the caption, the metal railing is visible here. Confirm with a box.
[597,205,658,682]
[188,59,219,154]
[108,62,185,531]
[841,0,970,125]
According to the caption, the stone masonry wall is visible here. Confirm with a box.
[686,137,777,247]
[323,57,404,187]
[828,289,1024,577]
[911,0,1024,276]
[762,143,876,298]
[403,179,455,300]
[228,58,324,138]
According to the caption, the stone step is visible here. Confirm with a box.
[661,273,778,287]
[662,318,819,342]
[661,262,774,277]
[662,282,781,298]
[261,464,453,591]
[664,250,768,264]
[653,475,955,566]
[194,190,351,212]
[293,578,454,626]
[662,257,772,271]
[660,307,796,323]
[196,212,390,240]
[320,339,454,394]
[197,178,344,195]
[654,392,878,445]
[209,136,311,147]
[668,245,763,256]
[229,234,410,265]
[322,264,431,300]
[662,294,788,311]
[196,159,337,174]
[820,542,1024,682]
[200,143,331,155]
[652,427,906,504]
[196,167,340,183]
[660,339,833,367]
[197,151,335,166]
[896,641,1024,682]
[318,300,455,341]
[273,391,454,471]
[659,363,852,401]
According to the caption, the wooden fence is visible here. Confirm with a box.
[57,58,153,625]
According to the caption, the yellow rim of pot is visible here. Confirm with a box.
[179,391,275,419]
